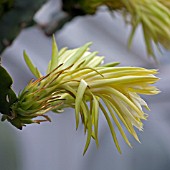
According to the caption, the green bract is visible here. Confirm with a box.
[5,36,159,154]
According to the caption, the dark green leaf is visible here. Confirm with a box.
[0,0,48,53]
[0,65,17,116]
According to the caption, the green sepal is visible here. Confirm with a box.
[23,51,42,78]
[1,114,35,130]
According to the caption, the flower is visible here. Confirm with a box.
[65,0,170,58]
[122,0,170,58]
[4,36,159,154]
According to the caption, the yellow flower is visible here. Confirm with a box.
[77,0,170,58]
[5,37,159,154]
[122,0,170,57]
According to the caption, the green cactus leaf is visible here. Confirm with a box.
[0,65,17,116]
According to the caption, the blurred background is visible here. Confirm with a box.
[1,0,170,170]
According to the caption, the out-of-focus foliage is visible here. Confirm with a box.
[62,0,122,15]
[0,0,14,18]
[0,0,47,53]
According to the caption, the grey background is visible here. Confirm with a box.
[0,0,170,170]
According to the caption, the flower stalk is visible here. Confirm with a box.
[2,36,159,154]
